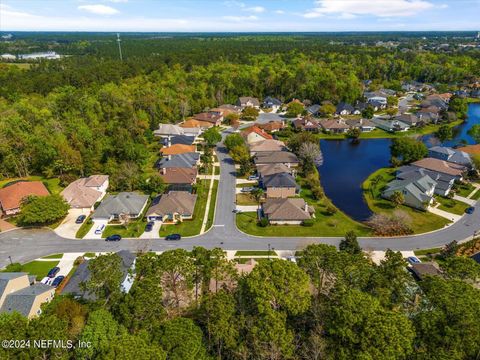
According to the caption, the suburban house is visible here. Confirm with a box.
[410,158,467,180]
[256,163,292,178]
[61,175,109,211]
[218,104,242,113]
[154,124,185,137]
[159,167,198,191]
[261,172,299,198]
[254,151,300,168]
[409,263,443,281]
[417,106,441,123]
[293,118,321,132]
[364,91,388,107]
[394,114,420,127]
[158,152,200,168]
[262,198,314,225]
[237,97,260,109]
[306,104,321,116]
[345,118,376,132]
[146,191,197,223]
[428,146,472,167]
[335,102,357,115]
[193,112,223,126]
[91,192,149,221]
[422,95,448,110]
[162,135,196,146]
[249,139,287,155]
[457,144,480,156]
[320,119,350,133]
[161,144,197,156]
[0,273,55,319]
[63,251,136,300]
[180,119,213,130]
[257,120,285,133]
[263,97,282,112]
[371,118,410,132]
[241,126,273,144]
[0,181,50,216]
[397,166,456,196]
[382,174,437,210]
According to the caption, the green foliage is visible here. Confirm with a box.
[346,127,361,139]
[241,106,259,121]
[202,127,222,146]
[448,96,468,119]
[320,103,336,116]
[258,217,269,227]
[339,231,361,254]
[224,133,244,150]
[468,124,480,144]
[18,194,69,226]
[390,137,428,164]
[436,124,453,142]
[285,101,304,118]
[362,105,375,119]
[389,190,405,207]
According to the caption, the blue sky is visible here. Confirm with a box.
[1,0,479,32]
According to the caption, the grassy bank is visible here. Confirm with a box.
[75,217,94,239]
[205,180,219,231]
[435,196,469,216]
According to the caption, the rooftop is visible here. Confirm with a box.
[0,181,50,212]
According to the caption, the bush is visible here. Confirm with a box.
[19,194,70,226]
[325,205,337,215]
[258,218,270,227]
[312,186,324,200]
[302,219,314,227]
[4,262,22,272]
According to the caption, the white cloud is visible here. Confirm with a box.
[78,4,119,15]
[0,3,35,18]
[223,15,258,22]
[275,10,285,14]
[304,0,435,18]
[245,6,265,13]
[105,0,128,2]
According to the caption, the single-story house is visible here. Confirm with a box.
[261,172,299,198]
[157,152,200,169]
[263,198,314,225]
[0,273,55,319]
[345,118,376,132]
[263,97,282,111]
[293,118,321,132]
[371,118,410,132]
[336,102,357,115]
[162,135,196,146]
[153,124,185,137]
[193,112,223,126]
[257,120,285,133]
[161,144,197,156]
[218,104,242,114]
[320,119,350,133]
[256,163,292,178]
[159,167,197,191]
[249,139,287,156]
[180,119,213,130]
[237,97,260,109]
[146,191,197,222]
[241,126,273,144]
[254,151,299,168]
[410,158,467,179]
[428,146,472,168]
[306,104,321,116]
[382,174,437,210]
[91,192,149,221]
[409,262,443,281]
[397,166,456,196]
[394,114,420,127]
[62,250,136,300]
[364,91,387,107]
[61,175,109,211]
[0,181,50,216]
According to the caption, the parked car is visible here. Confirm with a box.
[94,224,105,235]
[407,256,421,265]
[241,187,255,193]
[466,207,475,214]
[248,175,259,181]
[51,275,65,288]
[145,221,154,232]
[232,209,242,213]
[47,267,60,278]
[165,233,181,241]
[105,234,122,242]
[75,215,87,224]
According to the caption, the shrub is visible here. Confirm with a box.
[302,219,314,227]
[325,205,337,215]
[258,218,270,227]
[312,186,324,200]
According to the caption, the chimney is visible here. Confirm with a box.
[304,202,308,212]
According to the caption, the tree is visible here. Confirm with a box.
[298,142,320,172]
[202,127,222,146]
[224,112,239,125]
[468,124,480,144]
[241,106,259,121]
[141,174,165,195]
[390,137,428,164]
[346,127,361,140]
[448,96,468,119]
[287,131,318,154]
[19,194,69,226]
[285,101,304,118]
[339,231,361,255]
[224,133,244,150]
[389,190,405,207]
[436,124,453,142]
[362,105,375,119]
[250,188,264,209]
[387,95,398,107]
[441,256,480,281]
[319,103,336,117]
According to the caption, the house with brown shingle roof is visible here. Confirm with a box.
[241,125,273,144]
[257,120,285,133]
[320,119,350,134]
[0,181,50,216]
[263,198,314,225]
[411,158,467,178]
[237,97,260,109]
[249,139,287,155]
[61,175,109,211]
[457,144,480,156]
[256,164,292,178]
[193,112,223,126]
[293,118,320,132]
[180,119,213,129]
[161,144,196,156]
[159,167,198,186]
[146,191,197,223]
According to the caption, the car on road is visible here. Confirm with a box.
[105,234,122,242]
[47,267,60,278]
[75,215,87,224]
[232,209,242,213]
[165,233,181,241]
[407,256,421,265]
[466,207,475,214]
[51,275,65,288]
[94,224,105,235]
[145,221,154,232]
[248,175,259,181]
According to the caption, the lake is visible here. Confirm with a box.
[319,103,480,221]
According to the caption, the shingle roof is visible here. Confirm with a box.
[241,126,273,140]
[383,174,436,203]
[154,124,185,136]
[249,139,286,153]
[0,273,29,300]
[263,96,282,106]
[257,121,285,132]
[158,152,200,169]
[160,167,197,185]
[262,172,298,188]
[193,112,222,124]
[457,144,480,155]
[293,118,320,130]
[411,158,467,177]
[238,97,260,107]
[165,135,196,146]
[180,119,213,128]
[429,146,472,166]
[61,176,108,208]
[161,144,196,156]
[0,181,50,212]
[92,192,149,220]
[263,198,313,221]
[320,119,350,130]
[307,104,321,115]
[254,151,299,165]
[0,284,53,317]
[84,175,109,187]
[257,164,291,177]
[336,102,355,113]
[146,191,197,217]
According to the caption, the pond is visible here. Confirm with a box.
[319,103,480,221]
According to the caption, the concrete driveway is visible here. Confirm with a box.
[139,221,162,239]
[85,219,108,239]
[55,208,90,239]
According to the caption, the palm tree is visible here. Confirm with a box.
[251,188,264,210]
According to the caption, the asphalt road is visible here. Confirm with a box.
[0,130,479,269]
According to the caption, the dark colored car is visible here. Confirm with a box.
[105,234,122,242]
[47,267,60,278]
[51,275,65,288]
[466,207,475,214]
[145,221,154,232]
[165,233,181,241]
[75,215,87,224]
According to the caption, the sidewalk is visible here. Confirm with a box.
[429,206,461,222]
[453,194,476,206]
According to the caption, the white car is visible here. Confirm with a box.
[94,224,105,235]
[40,277,52,285]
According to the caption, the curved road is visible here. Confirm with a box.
[1,131,479,268]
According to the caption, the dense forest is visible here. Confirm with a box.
[0,34,479,184]
[2,245,480,359]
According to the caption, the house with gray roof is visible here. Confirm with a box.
[306,104,321,116]
[153,124,185,137]
[162,135,196,147]
[336,102,356,115]
[382,174,437,210]
[261,172,299,198]
[262,198,314,225]
[396,166,456,196]
[429,146,472,168]
[62,250,136,301]
[263,96,282,111]
[92,192,149,221]
[394,113,420,127]
[157,152,200,169]
[371,118,410,132]
[254,151,299,168]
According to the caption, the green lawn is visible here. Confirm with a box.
[236,193,257,205]
[75,217,94,239]
[83,252,96,258]
[103,219,147,238]
[235,250,276,256]
[0,176,63,194]
[455,183,476,198]
[363,168,451,233]
[435,196,469,216]
[41,254,63,259]
[159,179,212,237]
[414,247,442,256]
[470,188,480,200]
[205,180,219,231]
[214,167,220,175]
[18,261,59,281]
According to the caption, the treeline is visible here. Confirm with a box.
[1,245,480,359]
